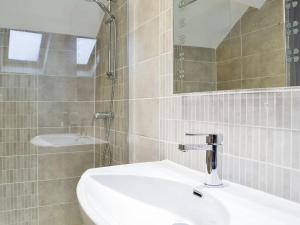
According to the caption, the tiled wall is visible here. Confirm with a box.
[129,0,300,203]
[0,73,38,225]
[0,1,130,223]
[0,30,96,225]
[174,0,285,93]
[216,0,285,90]
[95,0,129,166]
[174,46,217,93]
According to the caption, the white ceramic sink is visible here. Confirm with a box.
[31,133,107,147]
[81,175,229,225]
[77,161,300,225]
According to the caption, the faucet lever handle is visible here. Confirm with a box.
[179,144,212,152]
[185,133,208,136]
[185,133,223,145]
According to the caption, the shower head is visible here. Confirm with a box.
[86,0,115,20]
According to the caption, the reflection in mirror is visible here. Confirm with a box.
[0,0,129,223]
[0,28,96,77]
[287,0,300,85]
[173,0,288,93]
[8,30,42,61]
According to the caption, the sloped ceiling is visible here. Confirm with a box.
[174,0,266,49]
[0,0,105,38]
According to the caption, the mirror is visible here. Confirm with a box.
[173,0,297,93]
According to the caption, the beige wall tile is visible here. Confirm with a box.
[37,144,94,155]
[229,20,241,38]
[38,152,93,180]
[39,203,83,225]
[181,46,216,62]
[215,0,285,89]
[217,59,242,82]
[216,37,242,62]
[183,61,217,82]
[241,0,283,34]
[44,50,76,76]
[217,80,242,90]
[38,178,79,206]
[46,34,76,51]
[134,18,159,62]
[134,0,159,28]
[133,99,159,139]
[134,136,159,162]
[38,102,94,128]
[38,76,77,101]
[76,77,95,101]
[242,49,285,79]
[173,45,218,93]
[0,207,38,225]
[241,75,285,89]
[134,57,159,98]
[242,24,284,56]
[175,81,216,93]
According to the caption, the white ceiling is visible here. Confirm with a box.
[0,0,105,38]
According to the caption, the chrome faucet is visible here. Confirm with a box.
[179,133,223,187]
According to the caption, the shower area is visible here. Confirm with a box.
[0,0,129,224]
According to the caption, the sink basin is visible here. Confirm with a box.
[77,161,300,225]
[31,133,107,148]
[83,174,228,225]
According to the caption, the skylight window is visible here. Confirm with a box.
[76,38,96,65]
[8,30,42,62]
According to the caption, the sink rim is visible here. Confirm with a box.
[77,160,300,225]
[87,173,230,225]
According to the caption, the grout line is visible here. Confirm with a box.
[35,74,39,225]
[0,206,38,214]
[289,89,293,200]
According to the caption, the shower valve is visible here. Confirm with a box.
[106,72,115,80]
[95,112,114,120]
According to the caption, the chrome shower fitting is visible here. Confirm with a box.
[85,0,115,21]
[86,0,117,80]
[95,112,114,120]
[87,0,117,166]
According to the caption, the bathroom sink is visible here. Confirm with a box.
[31,133,107,147]
[79,174,229,225]
[77,161,300,225]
